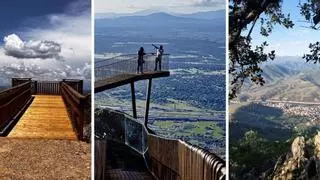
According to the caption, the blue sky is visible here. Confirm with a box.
[95,0,225,13]
[251,0,319,57]
[0,1,84,39]
[0,0,91,87]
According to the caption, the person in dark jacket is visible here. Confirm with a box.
[137,47,146,74]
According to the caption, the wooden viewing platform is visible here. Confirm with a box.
[0,78,88,141]
[8,95,76,140]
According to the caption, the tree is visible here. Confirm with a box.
[300,1,320,63]
[229,0,320,99]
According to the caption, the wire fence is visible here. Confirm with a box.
[95,54,169,81]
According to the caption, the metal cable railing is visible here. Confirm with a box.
[95,54,169,81]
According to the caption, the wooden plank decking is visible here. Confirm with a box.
[8,95,76,140]
[95,71,170,93]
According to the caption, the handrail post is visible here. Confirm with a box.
[78,99,84,140]
[130,82,137,119]
[79,80,83,94]
[34,81,37,95]
[144,78,152,127]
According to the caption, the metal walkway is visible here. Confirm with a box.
[106,140,154,180]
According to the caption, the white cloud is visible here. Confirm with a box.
[0,0,91,87]
[0,58,91,87]
[4,34,62,60]
[193,0,225,6]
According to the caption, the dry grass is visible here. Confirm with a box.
[0,138,90,179]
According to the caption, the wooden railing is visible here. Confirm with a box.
[61,82,88,140]
[95,108,226,180]
[35,81,61,95]
[0,81,32,127]
[12,78,83,95]
[62,79,83,94]
[148,135,225,180]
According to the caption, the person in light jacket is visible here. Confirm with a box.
[153,44,164,71]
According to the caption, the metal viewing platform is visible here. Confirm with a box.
[95,54,170,93]
[94,53,225,179]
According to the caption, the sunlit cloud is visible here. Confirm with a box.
[0,0,91,88]
[4,34,63,60]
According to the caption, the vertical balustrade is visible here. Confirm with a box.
[95,108,226,180]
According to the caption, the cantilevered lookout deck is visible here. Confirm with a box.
[95,71,169,93]
[95,54,170,92]
[95,54,170,123]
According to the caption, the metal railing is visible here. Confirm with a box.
[95,108,226,180]
[0,81,32,127]
[95,54,169,81]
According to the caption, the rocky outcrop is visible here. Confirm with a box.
[268,133,320,180]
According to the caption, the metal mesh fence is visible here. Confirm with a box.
[95,54,169,81]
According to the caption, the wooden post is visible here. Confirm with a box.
[79,103,84,140]
[79,80,83,94]
[95,140,107,180]
[131,82,137,119]
[11,78,15,87]
[144,79,152,127]
[34,81,38,95]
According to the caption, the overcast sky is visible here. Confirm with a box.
[95,0,225,13]
[0,0,91,87]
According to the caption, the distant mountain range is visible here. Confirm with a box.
[95,10,225,44]
[95,11,225,37]
[240,57,320,102]
[95,10,225,20]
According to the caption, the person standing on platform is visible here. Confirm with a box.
[152,44,164,71]
[137,47,146,74]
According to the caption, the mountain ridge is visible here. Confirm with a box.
[95,10,225,20]
[240,57,320,102]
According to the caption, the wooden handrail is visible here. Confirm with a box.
[148,133,225,180]
[0,81,30,95]
[60,82,88,140]
[96,108,226,180]
[0,81,32,127]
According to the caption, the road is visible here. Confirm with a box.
[230,100,320,105]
